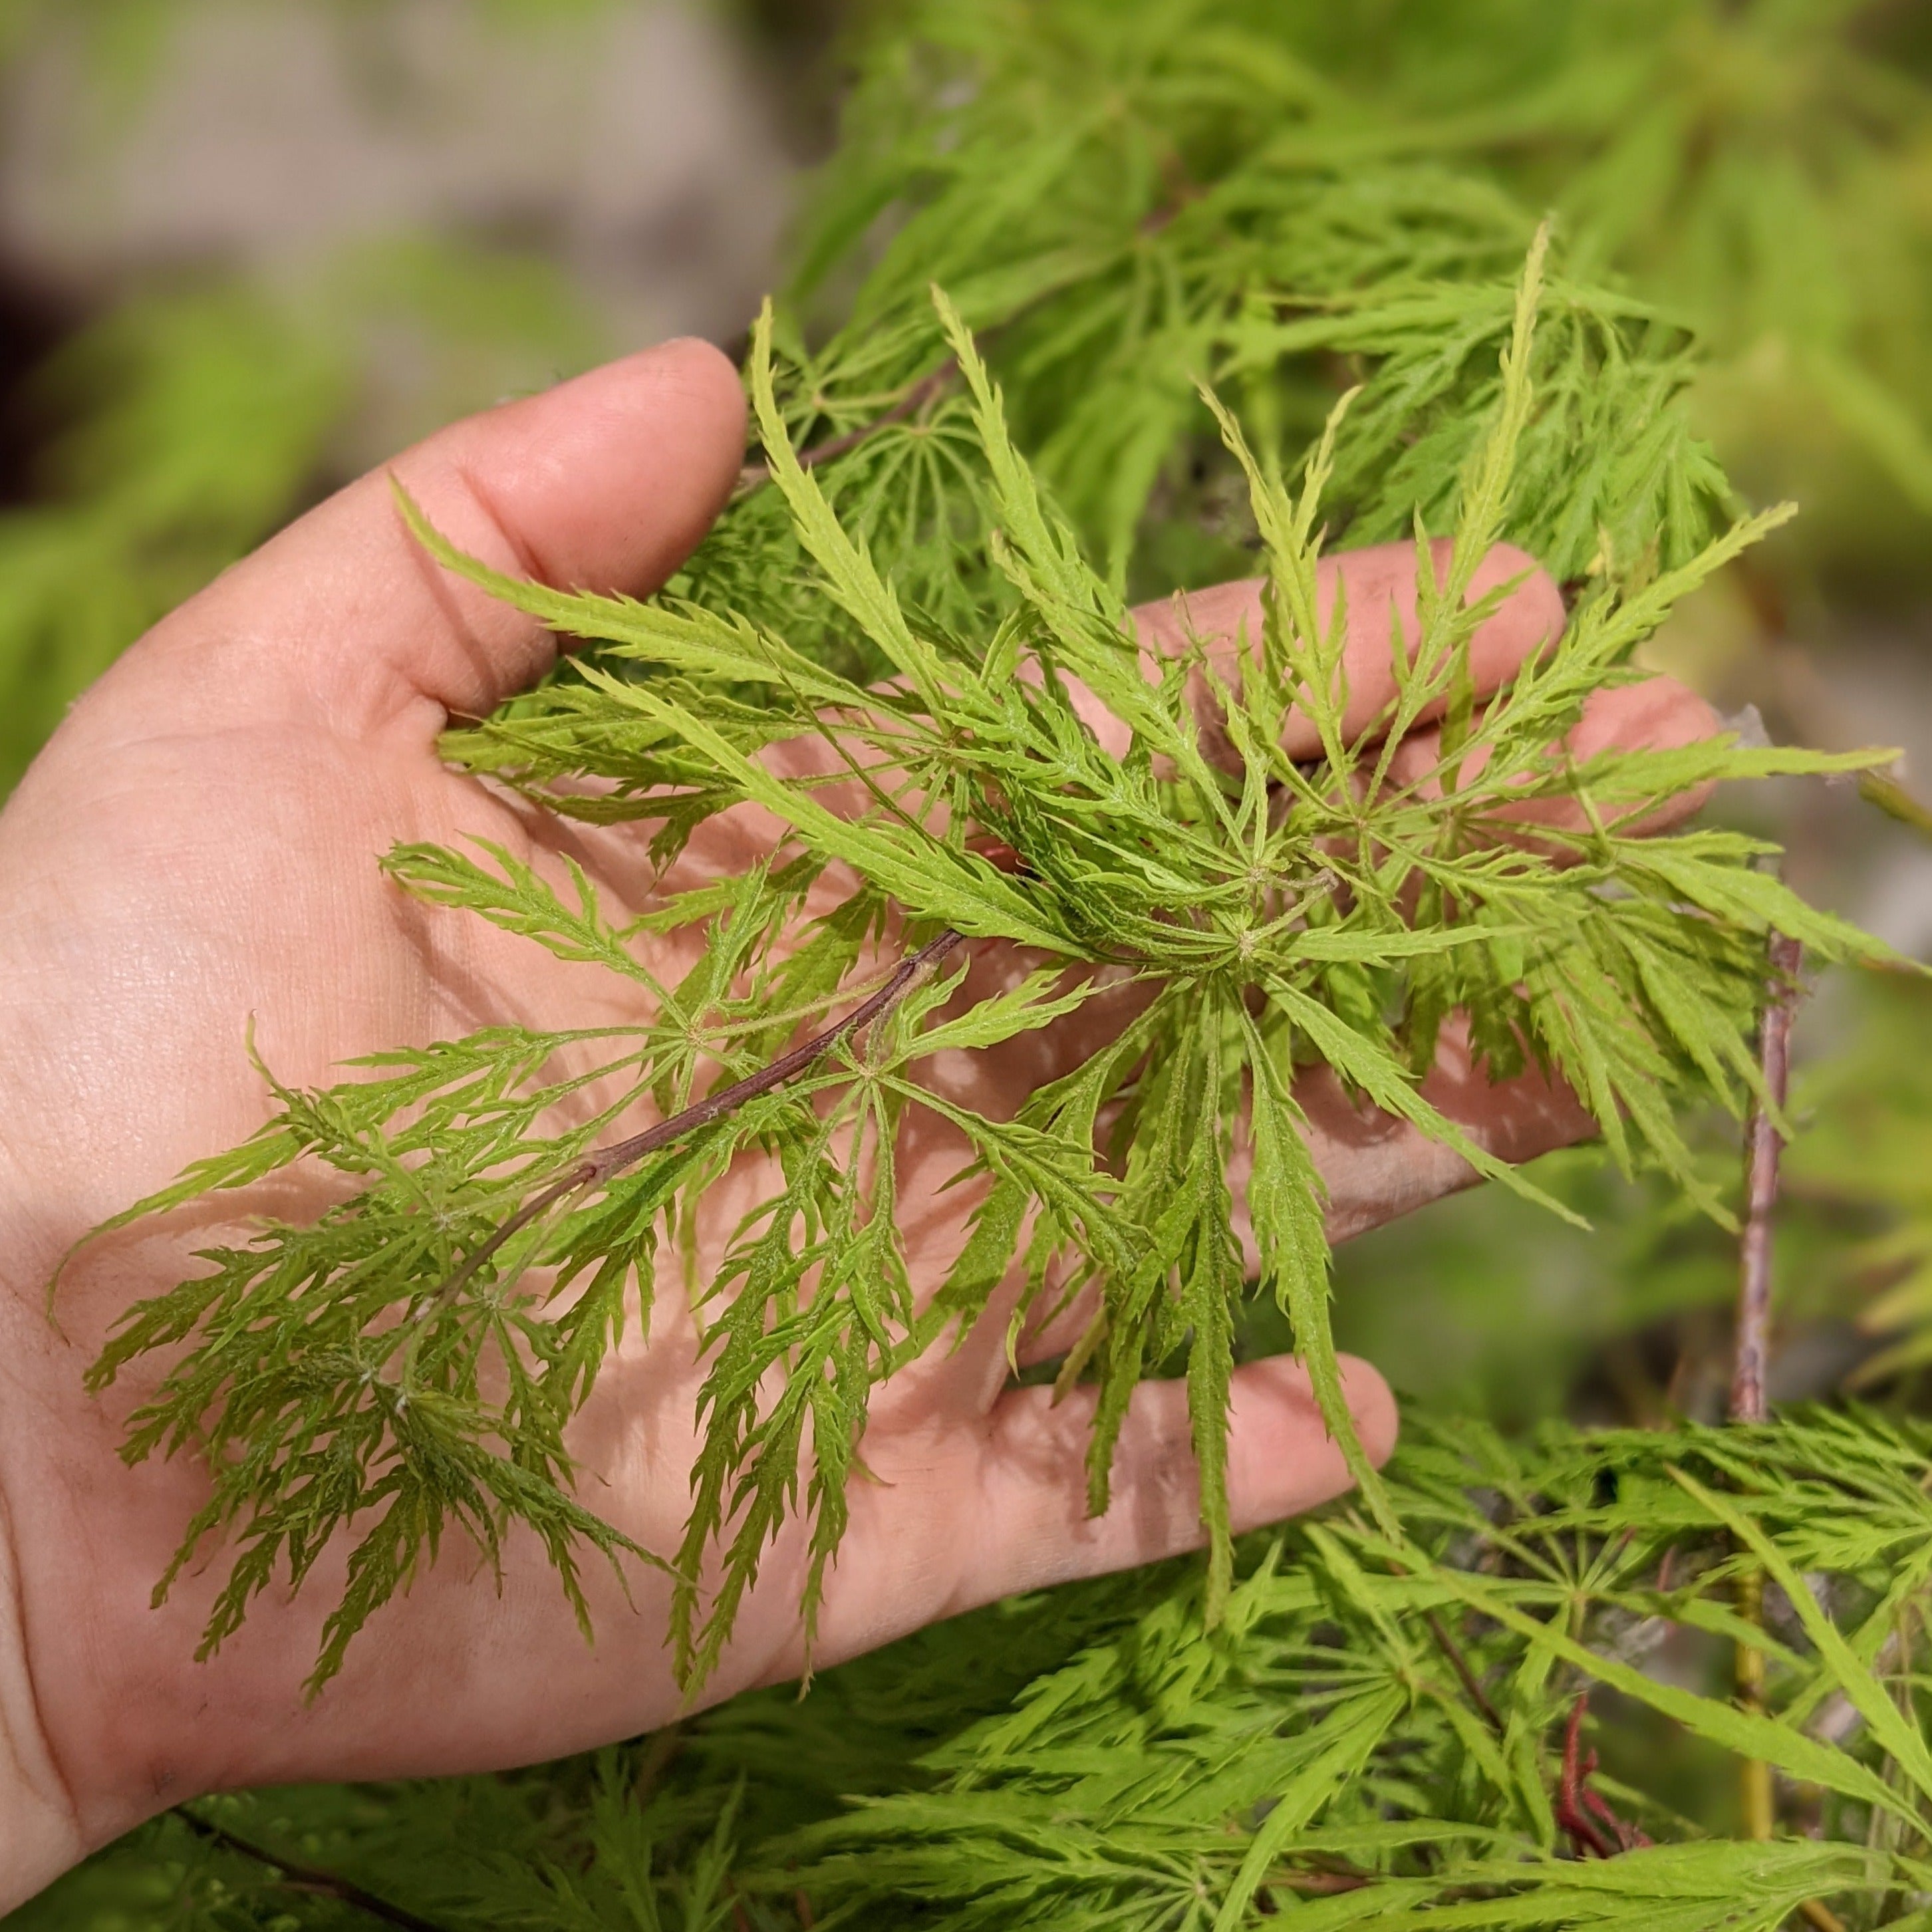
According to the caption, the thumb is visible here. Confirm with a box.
[96,337,747,737]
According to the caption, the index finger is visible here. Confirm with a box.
[1125,536,1565,761]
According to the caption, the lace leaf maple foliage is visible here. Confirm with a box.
[761,1408,1932,1930]
[778,0,1932,607]
[68,1409,1932,1932]
[82,238,1894,1695]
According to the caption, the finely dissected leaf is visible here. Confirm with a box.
[766,1409,1932,1927]
[1240,1005,1393,1533]
[1668,1466,1932,1806]
[382,839,668,988]
[1268,981,1584,1228]
[1417,1560,1917,1828]
[1211,1683,1407,1931]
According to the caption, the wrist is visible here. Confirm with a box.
[0,1476,82,1910]
[0,1065,86,1907]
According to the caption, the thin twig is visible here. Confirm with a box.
[1731,928,1802,1848]
[1731,929,1804,1426]
[422,929,967,1313]
[1556,1699,1615,1860]
[735,362,956,493]
[178,1807,448,1932]
[1272,1868,1374,1895]
[1424,1608,1505,1733]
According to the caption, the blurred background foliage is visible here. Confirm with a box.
[6,0,1932,1924]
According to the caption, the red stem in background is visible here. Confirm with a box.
[1556,1696,1649,1858]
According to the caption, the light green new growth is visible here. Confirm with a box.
[84,235,1895,1694]
[763,1409,1932,1929]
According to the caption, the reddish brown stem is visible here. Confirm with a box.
[424,929,966,1311]
[736,362,956,491]
[1556,1695,1649,1858]
[1425,1607,1505,1733]
[1732,929,1802,1846]
[1731,930,1804,1426]
[178,1808,446,1932]
[1273,1869,1373,1895]
[1556,1700,1615,1860]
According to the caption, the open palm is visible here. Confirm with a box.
[0,338,1717,1891]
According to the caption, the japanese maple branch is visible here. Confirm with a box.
[425,927,966,1309]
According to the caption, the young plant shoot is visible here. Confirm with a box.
[81,239,1893,1699]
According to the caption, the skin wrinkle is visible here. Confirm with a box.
[454,452,553,593]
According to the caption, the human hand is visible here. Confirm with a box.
[0,339,1717,1897]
